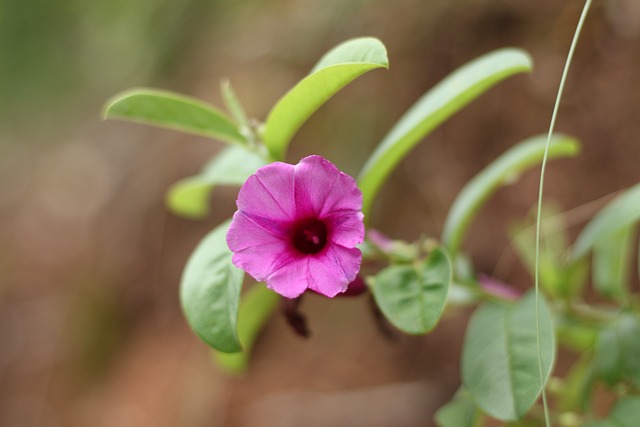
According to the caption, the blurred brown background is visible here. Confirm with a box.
[1,0,640,426]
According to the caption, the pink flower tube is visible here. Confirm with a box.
[226,155,365,298]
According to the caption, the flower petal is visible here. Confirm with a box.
[294,155,363,218]
[237,161,295,222]
[307,244,362,297]
[227,211,293,281]
[324,210,365,247]
[266,258,311,298]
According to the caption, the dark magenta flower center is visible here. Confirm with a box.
[291,217,328,255]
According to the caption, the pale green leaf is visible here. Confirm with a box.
[263,37,388,160]
[435,389,480,427]
[180,220,244,352]
[573,183,640,259]
[358,48,533,218]
[442,134,579,255]
[592,224,635,301]
[370,248,451,334]
[215,284,280,374]
[104,88,245,144]
[462,291,555,421]
[166,145,267,218]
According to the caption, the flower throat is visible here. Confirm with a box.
[291,217,328,254]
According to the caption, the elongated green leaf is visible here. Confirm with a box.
[181,220,244,352]
[104,88,245,144]
[358,48,533,218]
[592,224,635,301]
[215,284,280,374]
[573,183,640,259]
[585,396,640,427]
[462,291,555,421]
[167,145,267,218]
[370,248,451,334]
[263,37,388,160]
[442,134,579,255]
[435,389,480,427]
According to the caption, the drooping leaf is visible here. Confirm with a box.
[263,37,388,160]
[462,290,555,421]
[573,183,640,259]
[442,134,580,255]
[167,145,267,218]
[592,224,635,301]
[435,388,480,427]
[104,88,245,144]
[370,248,451,334]
[215,284,280,374]
[358,48,533,218]
[181,220,244,352]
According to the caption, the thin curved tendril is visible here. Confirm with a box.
[535,1,593,426]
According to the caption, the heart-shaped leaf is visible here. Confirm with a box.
[370,248,451,334]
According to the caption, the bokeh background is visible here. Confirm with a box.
[2,0,640,426]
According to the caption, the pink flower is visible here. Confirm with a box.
[226,155,365,298]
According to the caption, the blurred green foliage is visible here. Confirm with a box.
[0,0,223,134]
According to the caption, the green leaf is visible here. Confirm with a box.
[462,290,556,421]
[370,248,451,334]
[608,396,640,426]
[215,284,280,374]
[586,396,640,427]
[220,79,252,131]
[435,389,480,427]
[442,134,580,255]
[263,37,388,160]
[592,224,635,301]
[180,220,244,353]
[593,313,640,388]
[166,145,267,218]
[104,88,245,144]
[358,48,533,218]
[573,183,640,259]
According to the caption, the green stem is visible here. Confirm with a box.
[534,2,593,426]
